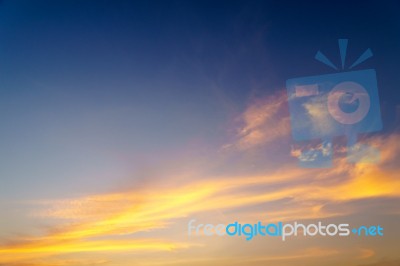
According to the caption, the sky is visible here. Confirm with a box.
[0,0,399,265]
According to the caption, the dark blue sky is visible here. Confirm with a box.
[0,0,399,199]
[1,0,398,118]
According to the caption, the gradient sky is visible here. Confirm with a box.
[0,1,399,266]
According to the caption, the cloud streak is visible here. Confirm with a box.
[224,91,290,150]
[2,92,400,266]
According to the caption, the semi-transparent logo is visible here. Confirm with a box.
[286,39,382,168]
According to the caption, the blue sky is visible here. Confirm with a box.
[0,1,398,200]
[0,1,399,265]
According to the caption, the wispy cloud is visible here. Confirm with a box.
[223,91,290,150]
[2,92,400,266]
[2,131,400,264]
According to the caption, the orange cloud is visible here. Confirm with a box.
[224,91,290,150]
[2,132,400,265]
[2,90,400,266]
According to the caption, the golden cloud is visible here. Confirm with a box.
[2,92,399,266]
